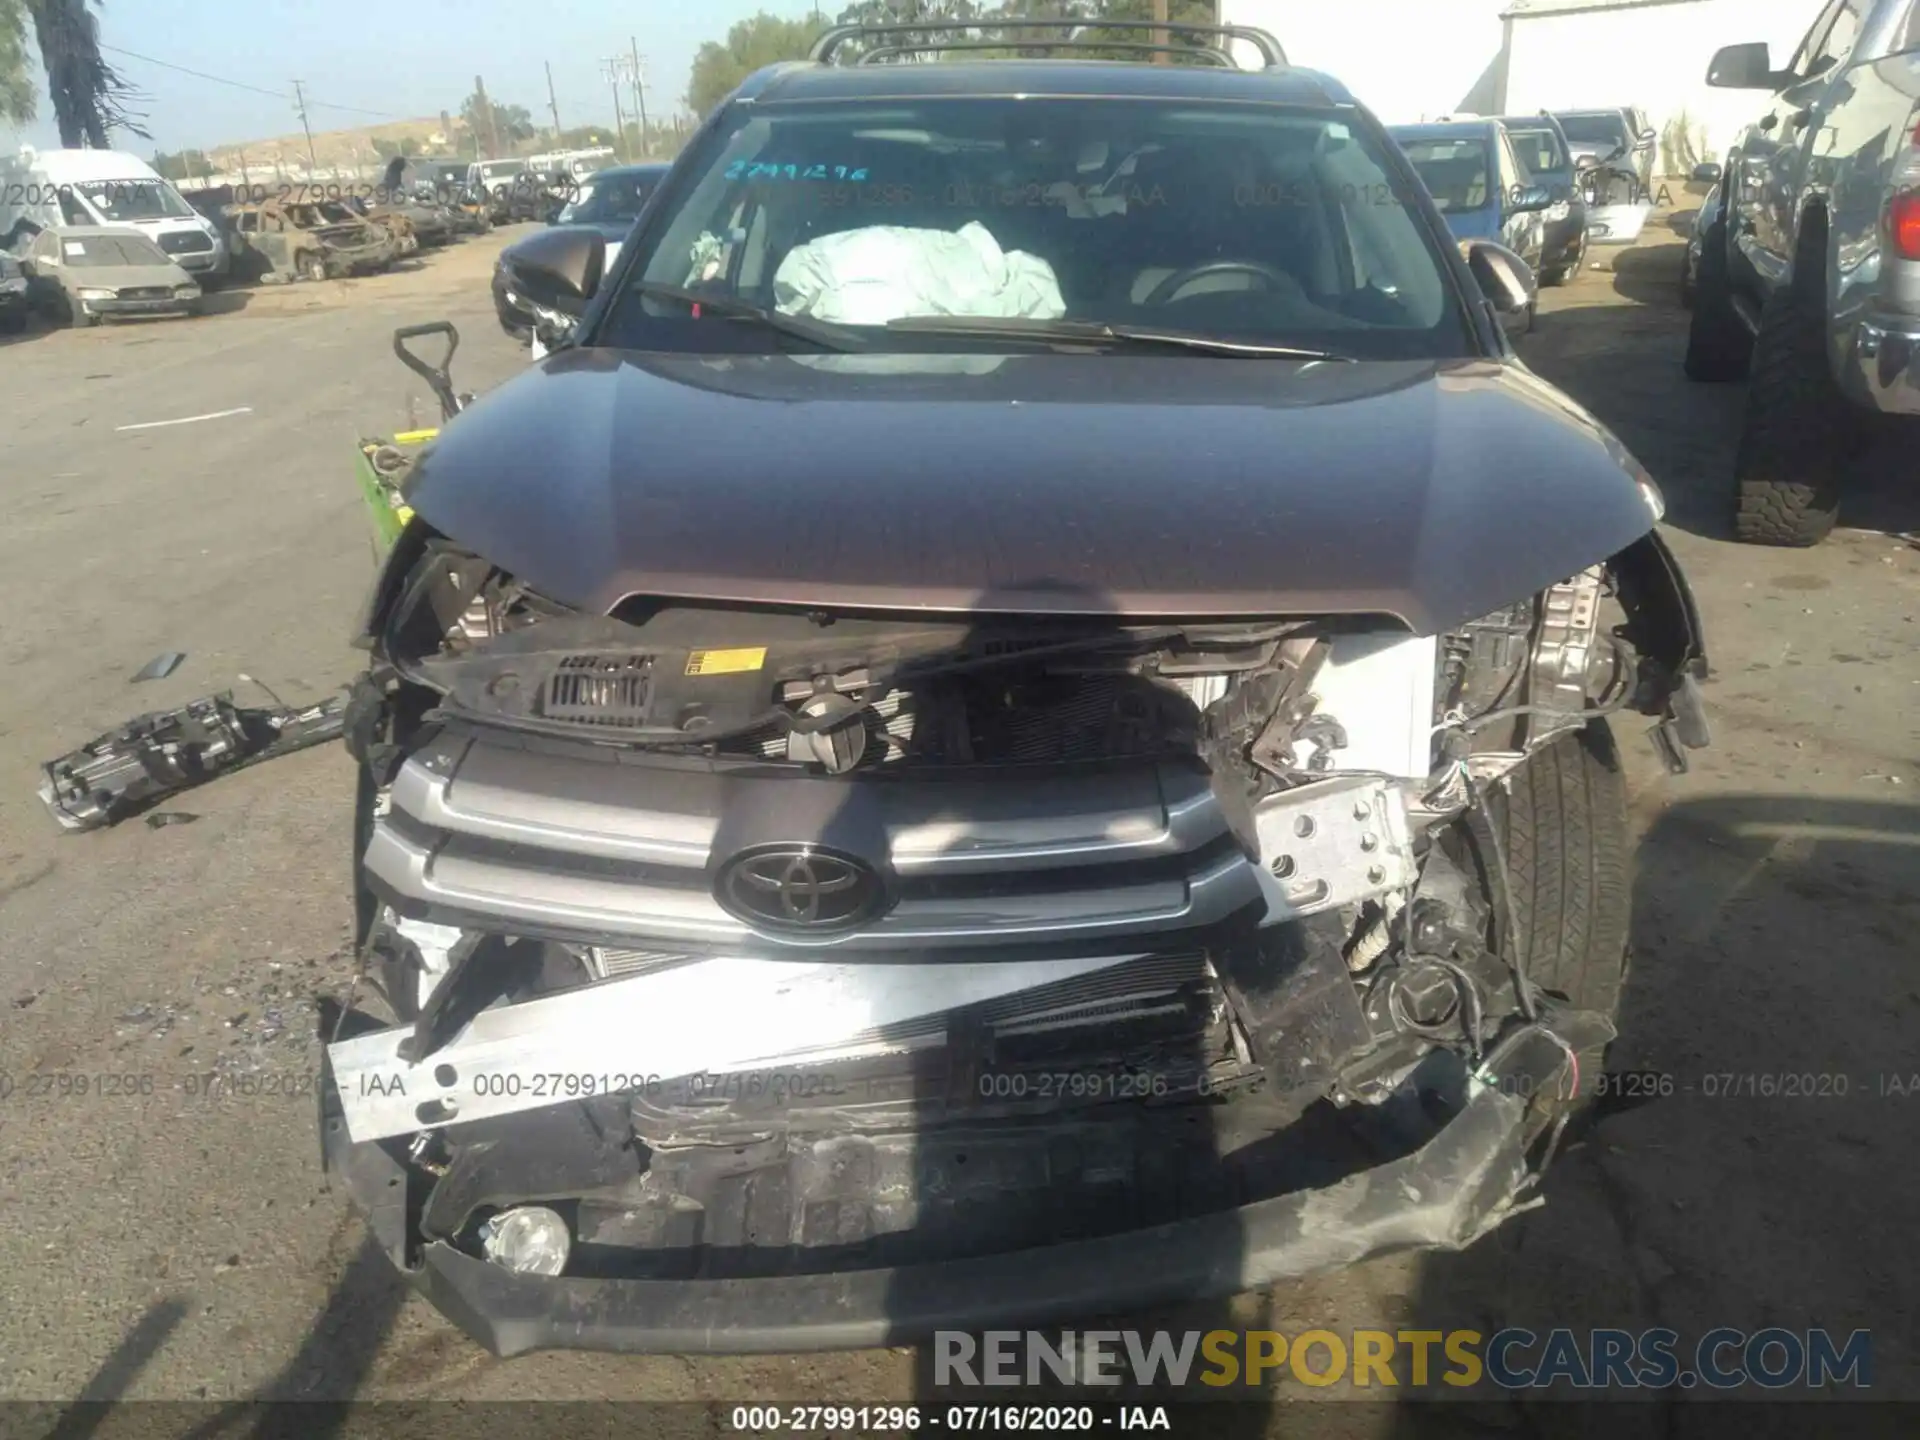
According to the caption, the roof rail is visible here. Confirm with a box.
[858,37,1238,68]
[808,18,1288,69]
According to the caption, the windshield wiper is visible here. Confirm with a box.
[633,282,868,353]
[883,315,1354,360]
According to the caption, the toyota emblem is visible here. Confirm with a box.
[715,846,887,934]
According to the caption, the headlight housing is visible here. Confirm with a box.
[173,284,200,299]
[76,287,115,301]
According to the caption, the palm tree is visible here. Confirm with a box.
[0,0,147,148]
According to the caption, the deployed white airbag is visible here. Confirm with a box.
[773,220,1065,326]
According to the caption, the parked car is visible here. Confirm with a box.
[1685,0,1920,545]
[1497,112,1588,284]
[1552,108,1658,245]
[1552,107,1657,193]
[374,192,458,248]
[17,224,201,324]
[1388,119,1552,328]
[325,16,1710,1358]
[224,200,397,282]
[0,249,30,331]
[549,163,669,260]
[468,159,551,224]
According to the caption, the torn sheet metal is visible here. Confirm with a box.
[326,950,1147,1142]
[38,691,347,832]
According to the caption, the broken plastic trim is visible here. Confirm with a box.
[38,691,348,832]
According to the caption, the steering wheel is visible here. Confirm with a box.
[1143,259,1293,307]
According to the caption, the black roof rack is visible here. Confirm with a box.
[808,18,1289,70]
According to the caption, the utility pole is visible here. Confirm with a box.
[545,61,563,139]
[601,58,628,161]
[473,75,500,158]
[292,80,319,174]
[1151,0,1170,64]
[629,39,650,157]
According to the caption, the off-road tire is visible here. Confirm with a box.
[1501,722,1632,1023]
[297,251,328,283]
[1683,214,1749,382]
[1731,268,1851,546]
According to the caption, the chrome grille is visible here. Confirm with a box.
[365,732,1262,953]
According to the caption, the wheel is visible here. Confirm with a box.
[1501,723,1632,1026]
[68,295,99,327]
[1683,213,1749,382]
[1541,231,1585,287]
[1730,263,1854,546]
[297,251,328,283]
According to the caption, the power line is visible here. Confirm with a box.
[98,43,404,119]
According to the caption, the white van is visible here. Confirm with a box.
[0,148,229,282]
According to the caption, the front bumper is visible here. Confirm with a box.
[1846,307,1920,417]
[171,240,229,276]
[1584,202,1650,247]
[80,295,198,319]
[321,1022,1585,1357]
[332,242,399,274]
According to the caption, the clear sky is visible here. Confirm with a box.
[3,0,832,155]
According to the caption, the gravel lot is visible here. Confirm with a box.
[0,202,1916,1431]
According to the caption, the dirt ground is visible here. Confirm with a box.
[0,203,1915,1434]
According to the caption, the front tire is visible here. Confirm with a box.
[1683,214,1749,382]
[1731,268,1853,546]
[298,250,328,283]
[1501,723,1632,1024]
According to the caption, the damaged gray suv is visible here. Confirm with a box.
[324,19,1711,1357]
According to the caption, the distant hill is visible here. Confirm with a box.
[203,117,466,176]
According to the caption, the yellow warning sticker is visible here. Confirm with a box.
[391,428,440,445]
[685,647,767,677]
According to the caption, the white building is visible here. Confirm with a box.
[1224,0,1825,165]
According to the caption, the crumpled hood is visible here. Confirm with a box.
[403,349,1659,634]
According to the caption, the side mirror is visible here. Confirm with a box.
[501,225,606,317]
[1691,161,1724,183]
[1511,184,1554,214]
[1635,128,1658,148]
[1707,42,1777,90]
[1464,239,1535,316]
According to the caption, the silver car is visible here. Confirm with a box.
[19,225,202,325]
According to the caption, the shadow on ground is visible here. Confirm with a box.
[1388,794,1918,1433]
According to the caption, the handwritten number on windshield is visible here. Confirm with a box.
[724,162,869,183]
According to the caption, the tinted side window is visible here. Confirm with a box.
[1789,0,1848,74]
[1808,0,1866,72]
